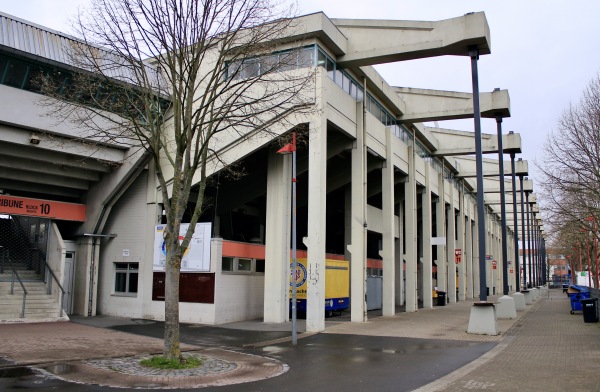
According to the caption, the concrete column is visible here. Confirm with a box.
[264,151,292,323]
[381,130,396,316]
[397,191,405,307]
[446,186,456,304]
[436,173,446,293]
[421,164,433,309]
[466,213,474,299]
[496,223,503,294]
[405,146,418,312]
[305,115,327,332]
[457,193,465,302]
[485,216,492,295]
[472,207,480,298]
[348,102,367,322]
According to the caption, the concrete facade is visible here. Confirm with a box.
[0,10,545,329]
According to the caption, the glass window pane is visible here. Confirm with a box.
[334,69,343,88]
[128,273,139,293]
[222,257,234,271]
[115,272,126,292]
[240,60,259,79]
[317,50,326,69]
[342,73,350,93]
[279,52,296,72]
[326,58,334,80]
[298,47,314,68]
[238,258,252,271]
[261,54,278,74]
[4,61,28,88]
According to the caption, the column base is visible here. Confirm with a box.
[512,292,526,310]
[496,295,517,319]
[467,302,499,335]
[522,289,532,304]
[530,288,538,300]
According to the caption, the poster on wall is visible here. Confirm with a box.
[153,223,212,272]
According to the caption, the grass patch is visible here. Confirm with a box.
[140,355,203,370]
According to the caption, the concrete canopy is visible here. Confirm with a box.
[397,88,510,123]
[429,128,522,156]
[331,12,490,68]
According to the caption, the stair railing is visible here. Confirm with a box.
[2,248,28,318]
[41,259,65,317]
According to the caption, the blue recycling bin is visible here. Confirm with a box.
[568,285,590,314]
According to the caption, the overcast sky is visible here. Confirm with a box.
[3,0,600,187]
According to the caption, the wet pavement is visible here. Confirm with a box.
[1,289,599,391]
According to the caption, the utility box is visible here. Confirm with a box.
[366,275,383,310]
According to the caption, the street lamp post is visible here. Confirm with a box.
[277,131,297,345]
[509,150,520,292]
[495,114,509,296]
[469,47,487,302]
[525,190,532,288]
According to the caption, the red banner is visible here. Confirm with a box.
[0,195,86,222]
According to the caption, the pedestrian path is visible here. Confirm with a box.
[417,289,600,391]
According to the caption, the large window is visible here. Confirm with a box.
[114,262,139,295]
[227,46,315,80]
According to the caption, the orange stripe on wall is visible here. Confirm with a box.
[222,241,350,262]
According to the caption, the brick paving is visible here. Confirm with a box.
[0,321,287,388]
[416,290,600,392]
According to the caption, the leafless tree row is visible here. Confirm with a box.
[538,75,600,288]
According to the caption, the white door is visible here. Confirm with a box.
[63,251,75,314]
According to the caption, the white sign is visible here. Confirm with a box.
[431,237,446,245]
[153,223,211,272]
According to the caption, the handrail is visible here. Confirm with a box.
[2,249,28,318]
[41,259,66,318]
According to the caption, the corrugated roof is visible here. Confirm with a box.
[0,11,162,87]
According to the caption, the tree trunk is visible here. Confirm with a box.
[164,253,181,360]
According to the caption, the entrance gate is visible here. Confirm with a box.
[0,214,49,281]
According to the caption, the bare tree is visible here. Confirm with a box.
[39,0,314,361]
[539,75,600,288]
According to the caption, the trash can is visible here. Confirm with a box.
[580,298,599,323]
[568,285,590,314]
[436,291,446,306]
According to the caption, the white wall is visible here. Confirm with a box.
[97,171,149,318]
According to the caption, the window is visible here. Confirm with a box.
[237,258,252,271]
[222,257,234,271]
[114,263,139,295]
[221,257,265,274]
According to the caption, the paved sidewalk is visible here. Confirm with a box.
[0,288,598,390]
[418,290,600,391]
[0,321,287,389]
